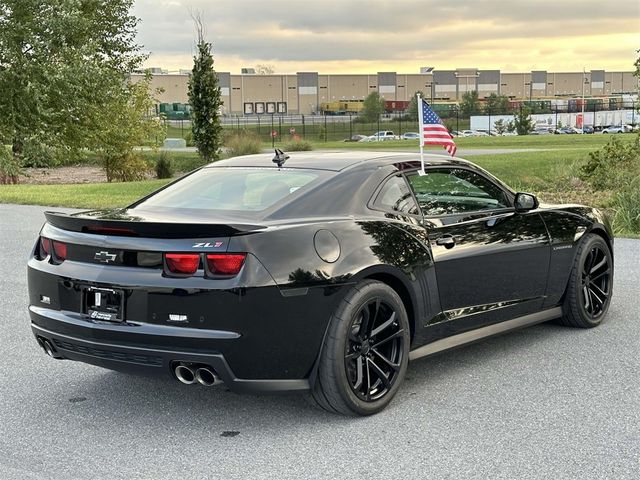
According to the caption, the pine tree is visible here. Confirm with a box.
[188,16,222,162]
[514,107,535,135]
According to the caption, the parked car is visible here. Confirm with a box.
[531,127,553,135]
[554,127,578,134]
[366,131,397,141]
[458,130,474,137]
[600,125,631,134]
[343,134,368,142]
[581,126,595,134]
[476,129,499,136]
[401,132,420,140]
[28,151,614,416]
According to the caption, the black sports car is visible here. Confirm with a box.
[27,151,614,415]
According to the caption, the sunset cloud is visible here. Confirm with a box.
[133,0,640,73]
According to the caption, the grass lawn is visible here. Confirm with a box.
[280,133,635,151]
[2,132,634,209]
[0,149,590,209]
[0,179,171,209]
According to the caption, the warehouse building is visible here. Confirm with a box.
[136,68,638,116]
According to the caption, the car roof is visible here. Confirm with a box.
[206,150,470,172]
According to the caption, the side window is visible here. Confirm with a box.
[373,175,419,215]
[407,168,509,216]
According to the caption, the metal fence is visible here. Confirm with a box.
[164,100,638,144]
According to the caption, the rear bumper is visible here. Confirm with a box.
[30,306,310,393]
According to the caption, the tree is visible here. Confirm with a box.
[405,91,425,121]
[255,64,275,75]
[494,119,506,135]
[634,49,640,115]
[514,107,535,135]
[0,0,147,183]
[459,90,481,117]
[188,14,223,162]
[360,92,385,123]
[91,72,164,181]
[485,94,510,115]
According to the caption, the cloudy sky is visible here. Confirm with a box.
[133,0,639,74]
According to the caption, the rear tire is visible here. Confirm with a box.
[559,233,613,328]
[311,280,410,416]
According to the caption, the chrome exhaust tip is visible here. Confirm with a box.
[174,365,196,385]
[42,340,56,358]
[195,367,220,387]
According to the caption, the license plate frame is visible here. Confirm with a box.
[84,286,125,322]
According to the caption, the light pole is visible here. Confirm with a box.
[524,82,532,106]
[581,68,586,134]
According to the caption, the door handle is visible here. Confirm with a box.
[436,235,456,249]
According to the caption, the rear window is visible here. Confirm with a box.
[135,167,322,212]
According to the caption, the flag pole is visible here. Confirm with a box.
[416,93,425,175]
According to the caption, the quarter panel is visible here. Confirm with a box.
[538,206,608,308]
[228,217,441,346]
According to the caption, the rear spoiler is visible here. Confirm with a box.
[44,211,266,239]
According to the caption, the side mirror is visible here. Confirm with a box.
[514,192,539,212]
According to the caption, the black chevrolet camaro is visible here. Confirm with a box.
[27,151,614,415]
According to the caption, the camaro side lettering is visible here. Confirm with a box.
[553,245,573,251]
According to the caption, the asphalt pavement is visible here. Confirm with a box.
[0,204,638,479]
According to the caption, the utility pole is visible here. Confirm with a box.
[581,68,586,134]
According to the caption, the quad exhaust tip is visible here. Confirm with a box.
[195,367,221,387]
[37,336,60,359]
[43,340,56,358]
[173,363,221,386]
[174,365,196,385]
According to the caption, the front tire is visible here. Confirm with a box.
[559,233,613,328]
[311,280,410,416]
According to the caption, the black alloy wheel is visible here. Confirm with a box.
[311,280,410,416]
[560,233,613,328]
[580,244,611,319]
[345,298,405,402]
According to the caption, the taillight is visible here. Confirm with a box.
[163,253,246,277]
[38,237,68,263]
[39,237,51,258]
[164,253,200,276]
[206,254,246,276]
[52,241,67,262]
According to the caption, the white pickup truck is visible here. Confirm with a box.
[361,131,397,142]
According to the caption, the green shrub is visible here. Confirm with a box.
[282,139,313,151]
[225,131,262,157]
[21,141,57,168]
[155,151,174,179]
[582,134,640,236]
[317,126,327,141]
[103,153,150,182]
[184,130,194,147]
[0,146,20,184]
[613,181,640,236]
[580,134,640,191]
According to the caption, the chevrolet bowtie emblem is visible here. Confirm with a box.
[94,251,117,263]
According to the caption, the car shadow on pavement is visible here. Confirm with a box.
[21,320,585,434]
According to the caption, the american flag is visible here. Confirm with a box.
[419,97,457,156]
